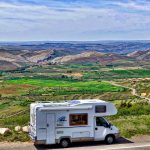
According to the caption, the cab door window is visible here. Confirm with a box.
[96,117,108,127]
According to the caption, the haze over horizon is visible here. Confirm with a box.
[0,0,150,41]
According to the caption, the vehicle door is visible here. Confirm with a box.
[94,117,109,141]
[46,113,55,144]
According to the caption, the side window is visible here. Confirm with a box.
[96,117,108,127]
[70,114,88,126]
[95,105,106,113]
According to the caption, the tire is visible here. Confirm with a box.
[60,139,70,148]
[105,135,115,144]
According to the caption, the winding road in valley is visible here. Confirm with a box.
[105,81,150,102]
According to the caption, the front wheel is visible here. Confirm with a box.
[105,135,115,144]
[60,139,70,148]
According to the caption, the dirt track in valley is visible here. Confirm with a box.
[106,81,150,102]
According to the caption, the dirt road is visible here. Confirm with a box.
[106,81,150,102]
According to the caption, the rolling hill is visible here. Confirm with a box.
[0,49,54,70]
[127,49,150,60]
[50,51,133,64]
[0,46,150,70]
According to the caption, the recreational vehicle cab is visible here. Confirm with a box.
[29,99,120,147]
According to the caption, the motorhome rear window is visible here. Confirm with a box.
[69,114,88,126]
[95,105,106,113]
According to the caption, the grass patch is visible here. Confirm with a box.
[0,131,30,142]
[108,102,150,138]
[110,115,150,138]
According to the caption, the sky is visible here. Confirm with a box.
[0,0,150,41]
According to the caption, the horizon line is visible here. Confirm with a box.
[0,39,150,43]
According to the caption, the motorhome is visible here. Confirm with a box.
[29,99,120,147]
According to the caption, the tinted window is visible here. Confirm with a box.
[70,114,88,126]
[95,105,106,113]
[96,117,108,127]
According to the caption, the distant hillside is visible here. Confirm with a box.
[1,41,150,54]
[127,49,150,60]
[0,49,54,70]
[0,46,150,71]
[51,51,133,65]
[21,49,54,63]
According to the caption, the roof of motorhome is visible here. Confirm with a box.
[69,99,106,105]
[31,100,117,115]
[34,99,108,108]
[35,99,108,111]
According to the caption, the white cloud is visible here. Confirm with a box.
[112,1,150,11]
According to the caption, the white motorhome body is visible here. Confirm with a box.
[29,99,120,147]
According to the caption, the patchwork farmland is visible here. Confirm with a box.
[0,63,150,141]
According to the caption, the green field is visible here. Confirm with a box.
[6,78,125,93]
[111,69,150,76]
[84,69,150,80]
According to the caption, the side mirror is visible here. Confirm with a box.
[108,123,112,128]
